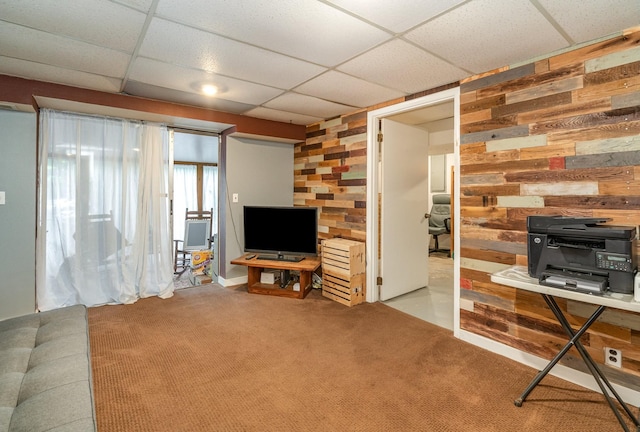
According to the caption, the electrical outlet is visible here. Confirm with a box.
[604,347,622,368]
[0,191,5,205]
[232,193,238,203]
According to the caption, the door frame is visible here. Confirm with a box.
[365,87,462,336]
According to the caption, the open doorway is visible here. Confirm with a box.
[171,130,219,287]
[365,87,461,335]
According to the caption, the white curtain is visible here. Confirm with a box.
[203,165,218,236]
[172,164,198,241]
[36,109,174,310]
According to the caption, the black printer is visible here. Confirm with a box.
[527,216,637,295]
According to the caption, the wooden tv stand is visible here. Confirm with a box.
[230,254,321,299]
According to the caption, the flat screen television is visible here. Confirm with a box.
[243,206,318,262]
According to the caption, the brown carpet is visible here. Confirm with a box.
[88,284,637,431]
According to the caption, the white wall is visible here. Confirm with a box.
[0,111,37,320]
[219,135,294,284]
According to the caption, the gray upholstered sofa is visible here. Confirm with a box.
[0,304,97,432]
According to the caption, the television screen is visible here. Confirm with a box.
[243,206,318,260]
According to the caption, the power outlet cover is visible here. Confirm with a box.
[604,347,622,368]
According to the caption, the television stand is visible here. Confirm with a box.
[231,254,321,299]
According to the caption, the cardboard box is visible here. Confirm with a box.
[190,250,211,275]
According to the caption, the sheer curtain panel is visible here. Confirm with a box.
[36,109,174,310]
[203,165,218,236]
[172,164,198,241]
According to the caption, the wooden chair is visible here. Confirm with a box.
[174,208,213,274]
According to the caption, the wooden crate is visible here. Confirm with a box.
[321,238,366,307]
[322,272,365,307]
[321,238,365,279]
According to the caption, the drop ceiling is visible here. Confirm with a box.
[0,0,638,126]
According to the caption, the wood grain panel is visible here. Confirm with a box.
[504,166,634,183]
[575,135,640,155]
[458,238,527,256]
[460,289,514,312]
[459,173,505,185]
[566,150,640,169]
[519,142,575,160]
[460,158,548,175]
[300,28,640,388]
[461,149,520,164]
[460,125,529,145]
[599,180,640,195]
[584,60,640,85]
[517,97,611,125]
[506,76,583,105]
[460,94,505,117]
[461,115,519,135]
[574,74,640,102]
[459,207,507,219]
[545,119,640,146]
[476,63,584,100]
[548,30,640,70]
[543,195,640,209]
[459,247,516,265]
[460,184,521,196]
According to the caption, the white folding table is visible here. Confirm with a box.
[491,266,640,432]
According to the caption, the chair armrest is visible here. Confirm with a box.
[444,217,451,232]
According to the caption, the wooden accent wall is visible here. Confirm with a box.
[459,27,640,390]
[298,87,456,243]
[301,27,640,392]
[296,110,370,243]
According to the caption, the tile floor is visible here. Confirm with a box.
[383,252,454,331]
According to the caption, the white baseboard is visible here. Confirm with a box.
[458,329,640,404]
[218,275,247,287]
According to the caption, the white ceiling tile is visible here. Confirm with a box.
[295,71,405,108]
[537,0,640,43]
[0,0,146,52]
[0,56,122,93]
[339,39,469,93]
[113,0,155,13]
[0,0,636,125]
[129,57,284,105]
[0,21,130,78]
[155,0,392,66]
[406,0,568,73]
[124,81,256,114]
[139,18,327,89]
[324,0,467,33]
[264,93,356,119]
[244,107,323,126]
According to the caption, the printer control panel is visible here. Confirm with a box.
[596,252,634,273]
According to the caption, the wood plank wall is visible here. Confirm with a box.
[459,27,640,391]
[300,27,640,391]
[296,110,370,243]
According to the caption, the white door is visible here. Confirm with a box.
[379,118,430,301]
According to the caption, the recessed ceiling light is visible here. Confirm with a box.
[202,84,218,96]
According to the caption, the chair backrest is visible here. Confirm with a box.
[429,194,451,228]
[182,208,213,250]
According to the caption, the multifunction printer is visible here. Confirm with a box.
[527,216,637,295]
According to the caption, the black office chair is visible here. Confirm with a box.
[428,194,451,256]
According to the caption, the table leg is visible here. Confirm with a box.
[515,294,639,432]
[514,299,605,406]
[544,296,639,431]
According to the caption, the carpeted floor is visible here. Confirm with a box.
[88,284,637,431]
